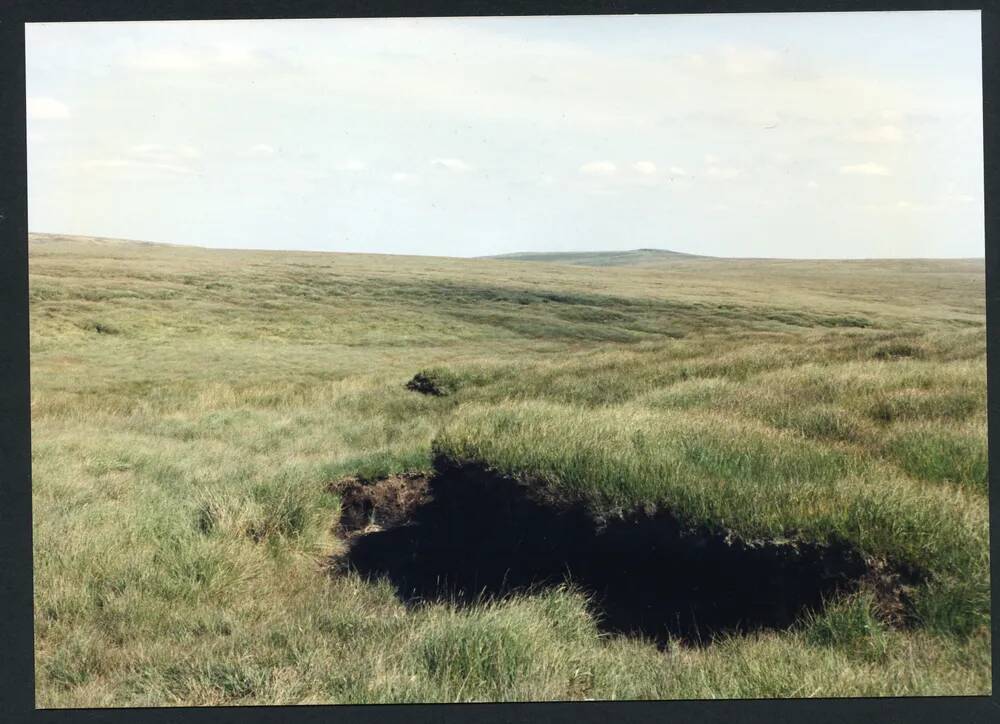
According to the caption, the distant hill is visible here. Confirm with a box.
[29,232,180,248]
[483,248,708,267]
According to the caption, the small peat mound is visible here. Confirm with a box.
[405,372,448,396]
[331,461,910,645]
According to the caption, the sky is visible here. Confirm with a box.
[25,12,984,259]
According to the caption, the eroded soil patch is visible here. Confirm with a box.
[405,372,452,396]
[331,461,914,645]
[332,472,431,538]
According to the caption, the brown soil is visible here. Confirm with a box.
[859,556,921,627]
[330,473,432,539]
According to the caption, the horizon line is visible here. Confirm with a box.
[27,231,987,263]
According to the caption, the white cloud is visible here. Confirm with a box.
[130,143,201,163]
[889,200,929,212]
[391,172,417,184]
[850,125,904,144]
[840,162,891,176]
[584,187,622,197]
[579,161,617,176]
[806,180,819,189]
[668,166,687,176]
[706,166,741,179]
[246,144,276,157]
[27,97,70,120]
[335,160,366,171]
[631,161,657,175]
[81,158,196,175]
[131,143,163,156]
[679,46,783,79]
[430,157,470,173]
[682,53,706,70]
[215,43,255,66]
[704,154,719,165]
[78,143,204,177]
[128,44,259,73]
[720,46,782,76]
[129,49,202,72]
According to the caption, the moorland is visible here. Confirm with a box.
[29,232,989,705]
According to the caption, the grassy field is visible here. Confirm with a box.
[29,232,989,706]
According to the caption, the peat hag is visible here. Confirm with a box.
[332,460,895,645]
[405,372,452,396]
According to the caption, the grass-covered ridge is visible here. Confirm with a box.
[483,247,706,266]
[30,233,989,705]
[434,401,987,634]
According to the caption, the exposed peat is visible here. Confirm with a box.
[330,460,917,646]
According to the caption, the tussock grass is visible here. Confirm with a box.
[30,234,989,705]
[885,423,988,492]
[433,401,987,593]
[802,592,891,663]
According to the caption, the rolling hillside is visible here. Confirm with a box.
[28,232,989,706]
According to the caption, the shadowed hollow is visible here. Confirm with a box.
[334,460,917,645]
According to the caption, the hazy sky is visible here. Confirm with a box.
[26,12,984,258]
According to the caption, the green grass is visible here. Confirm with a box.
[29,232,989,706]
[432,400,988,637]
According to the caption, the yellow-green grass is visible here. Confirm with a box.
[29,233,989,706]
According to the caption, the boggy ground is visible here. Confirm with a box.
[29,234,990,705]
[332,460,915,646]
